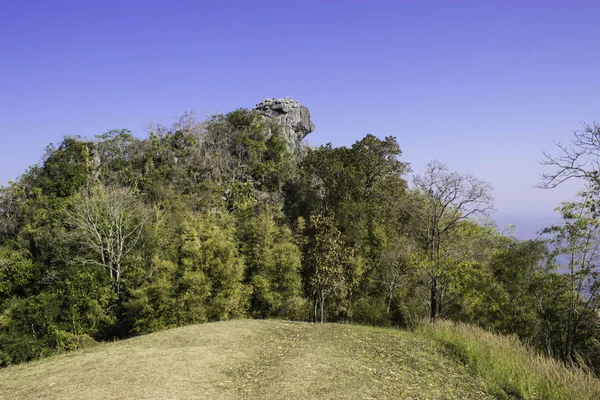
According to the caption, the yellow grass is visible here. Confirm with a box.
[1,319,597,399]
[418,320,600,400]
[0,319,492,400]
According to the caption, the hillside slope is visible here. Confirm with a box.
[0,320,496,400]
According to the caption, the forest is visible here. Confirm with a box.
[0,105,599,375]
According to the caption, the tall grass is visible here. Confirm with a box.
[417,320,600,400]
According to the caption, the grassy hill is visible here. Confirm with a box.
[0,320,597,400]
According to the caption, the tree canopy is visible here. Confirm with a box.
[0,108,599,375]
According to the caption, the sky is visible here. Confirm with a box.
[1,0,599,238]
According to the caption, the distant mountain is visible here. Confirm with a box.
[493,213,558,240]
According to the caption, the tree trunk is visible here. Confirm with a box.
[386,275,398,313]
[320,290,325,324]
[438,286,444,318]
[568,318,578,364]
[430,277,437,321]
[313,295,318,323]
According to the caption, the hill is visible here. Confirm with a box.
[0,320,489,399]
[1,104,600,385]
[0,319,597,400]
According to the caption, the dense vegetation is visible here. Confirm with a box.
[1,108,599,378]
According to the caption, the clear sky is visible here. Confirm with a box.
[1,0,598,237]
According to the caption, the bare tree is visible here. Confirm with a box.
[539,123,600,364]
[66,185,148,292]
[412,160,494,320]
[539,123,600,190]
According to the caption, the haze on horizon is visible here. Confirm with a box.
[2,0,598,238]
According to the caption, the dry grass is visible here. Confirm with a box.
[418,320,600,400]
[0,319,493,400]
[2,319,597,399]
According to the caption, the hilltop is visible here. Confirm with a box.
[0,320,598,400]
[1,99,599,379]
[0,320,492,400]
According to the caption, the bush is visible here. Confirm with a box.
[351,297,391,327]
[281,296,310,321]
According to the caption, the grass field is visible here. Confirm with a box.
[0,319,597,399]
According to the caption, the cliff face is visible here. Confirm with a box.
[253,97,315,155]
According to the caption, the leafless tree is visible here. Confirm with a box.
[412,160,494,320]
[539,123,600,190]
[65,185,148,292]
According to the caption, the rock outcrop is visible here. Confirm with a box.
[253,97,315,155]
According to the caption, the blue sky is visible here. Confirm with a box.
[1,0,598,237]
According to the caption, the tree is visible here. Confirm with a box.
[195,216,250,321]
[303,214,354,323]
[124,222,213,334]
[0,245,36,299]
[539,122,600,190]
[379,235,417,313]
[239,209,303,319]
[93,129,138,186]
[201,109,293,192]
[345,135,409,270]
[0,182,26,243]
[292,144,349,217]
[37,137,95,199]
[349,134,409,201]
[542,192,600,364]
[411,160,494,320]
[485,238,549,338]
[538,122,600,370]
[290,136,409,311]
[65,185,148,293]
[292,135,408,229]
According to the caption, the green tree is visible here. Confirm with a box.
[194,215,250,320]
[411,161,494,320]
[239,209,303,319]
[542,192,600,364]
[303,215,355,323]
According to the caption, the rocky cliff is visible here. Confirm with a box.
[253,97,315,155]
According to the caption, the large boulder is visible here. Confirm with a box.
[253,97,315,155]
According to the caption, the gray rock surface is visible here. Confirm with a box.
[253,97,315,155]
